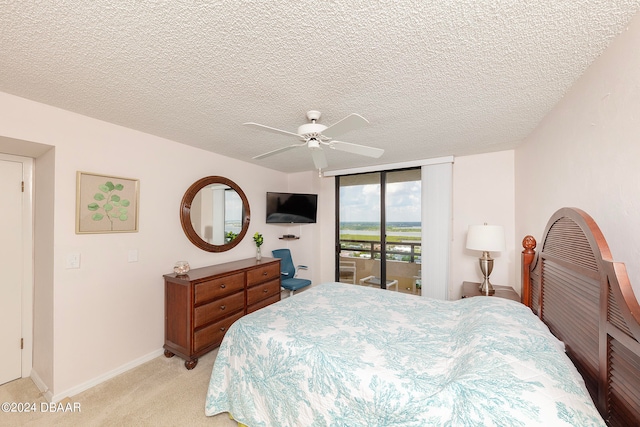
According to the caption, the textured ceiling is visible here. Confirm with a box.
[2,1,639,173]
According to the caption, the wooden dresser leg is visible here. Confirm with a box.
[185,359,198,370]
[163,350,175,358]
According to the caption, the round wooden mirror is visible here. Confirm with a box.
[180,176,250,252]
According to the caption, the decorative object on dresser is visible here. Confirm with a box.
[465,223,506,295]
[253,232,263,261]
[460,281,519,302]
[173,261,190,276]
[163,257,281,369]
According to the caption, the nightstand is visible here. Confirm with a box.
[461,281,520,302]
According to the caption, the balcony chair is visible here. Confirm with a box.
[272,249,312,297]
[339,259,357,284]
[359,260,398,290]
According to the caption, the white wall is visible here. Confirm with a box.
[32,147,55,393]
[266,171,323,286]
[515,12,640,298]
[318,175,337,284]
[451,151,516,298]
[0,92,291,400]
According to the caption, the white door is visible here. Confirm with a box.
[0,159,23,385]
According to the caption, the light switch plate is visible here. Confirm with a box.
[128,249,138,263]
[66,253,80,269]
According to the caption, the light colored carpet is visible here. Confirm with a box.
[0,349,238,426]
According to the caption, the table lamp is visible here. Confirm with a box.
[466,224,506,295]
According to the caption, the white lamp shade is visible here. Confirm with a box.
[466,224,506,252]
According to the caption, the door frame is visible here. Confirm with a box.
[0,153,34,378]
[335,168,420,288]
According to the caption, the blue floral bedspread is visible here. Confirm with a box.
[205,282,605,427]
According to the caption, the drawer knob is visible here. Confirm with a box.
[220,305,226,310]
[262,272,268,276]
[263,289,268,293]
[220,327,226,332]
[220,284,226,289]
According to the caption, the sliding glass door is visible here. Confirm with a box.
[385,169,422,294]
[337,172,382,286]
[336,168,422,295]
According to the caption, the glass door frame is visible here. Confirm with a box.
[335,168,420,290]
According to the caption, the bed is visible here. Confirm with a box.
[521,208,640,426]
[205,207,640,426]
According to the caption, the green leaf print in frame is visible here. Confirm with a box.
[76,172,139,234]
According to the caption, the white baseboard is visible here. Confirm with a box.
[44,348,164,403]
[29,368,53,402]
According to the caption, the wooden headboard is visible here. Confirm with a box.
[521,207,640,426]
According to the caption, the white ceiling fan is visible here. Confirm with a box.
[245,110,384,171]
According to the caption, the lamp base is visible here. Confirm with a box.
[478,252,496,296]
[478,278,495,296]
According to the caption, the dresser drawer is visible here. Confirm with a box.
[193,310,244,353]
[193,291,244,328]
[246,263,280,286]
[247,293,280,314]
[194,272,244,304]
[247,278,280,306]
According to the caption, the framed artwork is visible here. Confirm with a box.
[76,171,139,234]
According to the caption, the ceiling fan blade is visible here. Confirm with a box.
[311,149,328,169]
[330,141,384,158]
[244,122,301,138]
[253,143,304,160]
[321,113,369,138]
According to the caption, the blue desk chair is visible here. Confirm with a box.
[272,249,312,297]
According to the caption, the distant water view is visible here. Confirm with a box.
[225,221,243,234]
[340,221,421,263]
[340,221,421,239]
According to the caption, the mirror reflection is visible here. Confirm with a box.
[190,184,243,245]
[180,176,250,252]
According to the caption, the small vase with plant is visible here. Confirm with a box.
[253,232,264,260]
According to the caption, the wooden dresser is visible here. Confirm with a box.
[163,257,281,369]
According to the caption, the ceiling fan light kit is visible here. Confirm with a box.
[245,110,384,173]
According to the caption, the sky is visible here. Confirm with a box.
[340,180,421,223]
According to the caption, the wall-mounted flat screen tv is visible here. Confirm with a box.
[266,192,318,224]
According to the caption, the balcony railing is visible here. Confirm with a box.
[338,239,422,295]
[339,239,421,263]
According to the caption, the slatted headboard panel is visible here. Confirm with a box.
[521,208,640,426]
